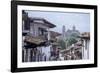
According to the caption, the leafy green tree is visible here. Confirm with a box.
[58,40,66,50]
[71,33,79,38]
[67,37,77,46]
[66,33,78,47]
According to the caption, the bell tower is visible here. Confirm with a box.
[73,25,76,31]
[62,25,66,39]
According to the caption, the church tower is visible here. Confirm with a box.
[62,25,66,39]
[73,25,76,31]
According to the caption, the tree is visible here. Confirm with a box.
[66,33,78,47]
[58,39,66,50]
[67,37,77,46]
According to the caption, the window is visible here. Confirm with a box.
[38,28,47,36]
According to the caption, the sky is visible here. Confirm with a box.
[25,10,90,33]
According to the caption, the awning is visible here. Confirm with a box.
[25,35,45,45]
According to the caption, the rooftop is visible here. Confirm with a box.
[80,32,90,39]
[29,17,56,28]
[50,31,61,38]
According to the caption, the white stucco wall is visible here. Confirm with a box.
[82,39,90,59]
[30,22,50,37]
[41,46,51,61]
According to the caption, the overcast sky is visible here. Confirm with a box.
[25,10,90,33]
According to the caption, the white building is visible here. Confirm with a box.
[80,32,90,59]
[22,11,56,62]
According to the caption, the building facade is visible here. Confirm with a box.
[80,32,90,59]
[22,10,62,62]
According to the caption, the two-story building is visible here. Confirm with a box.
[22,10,61,62]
